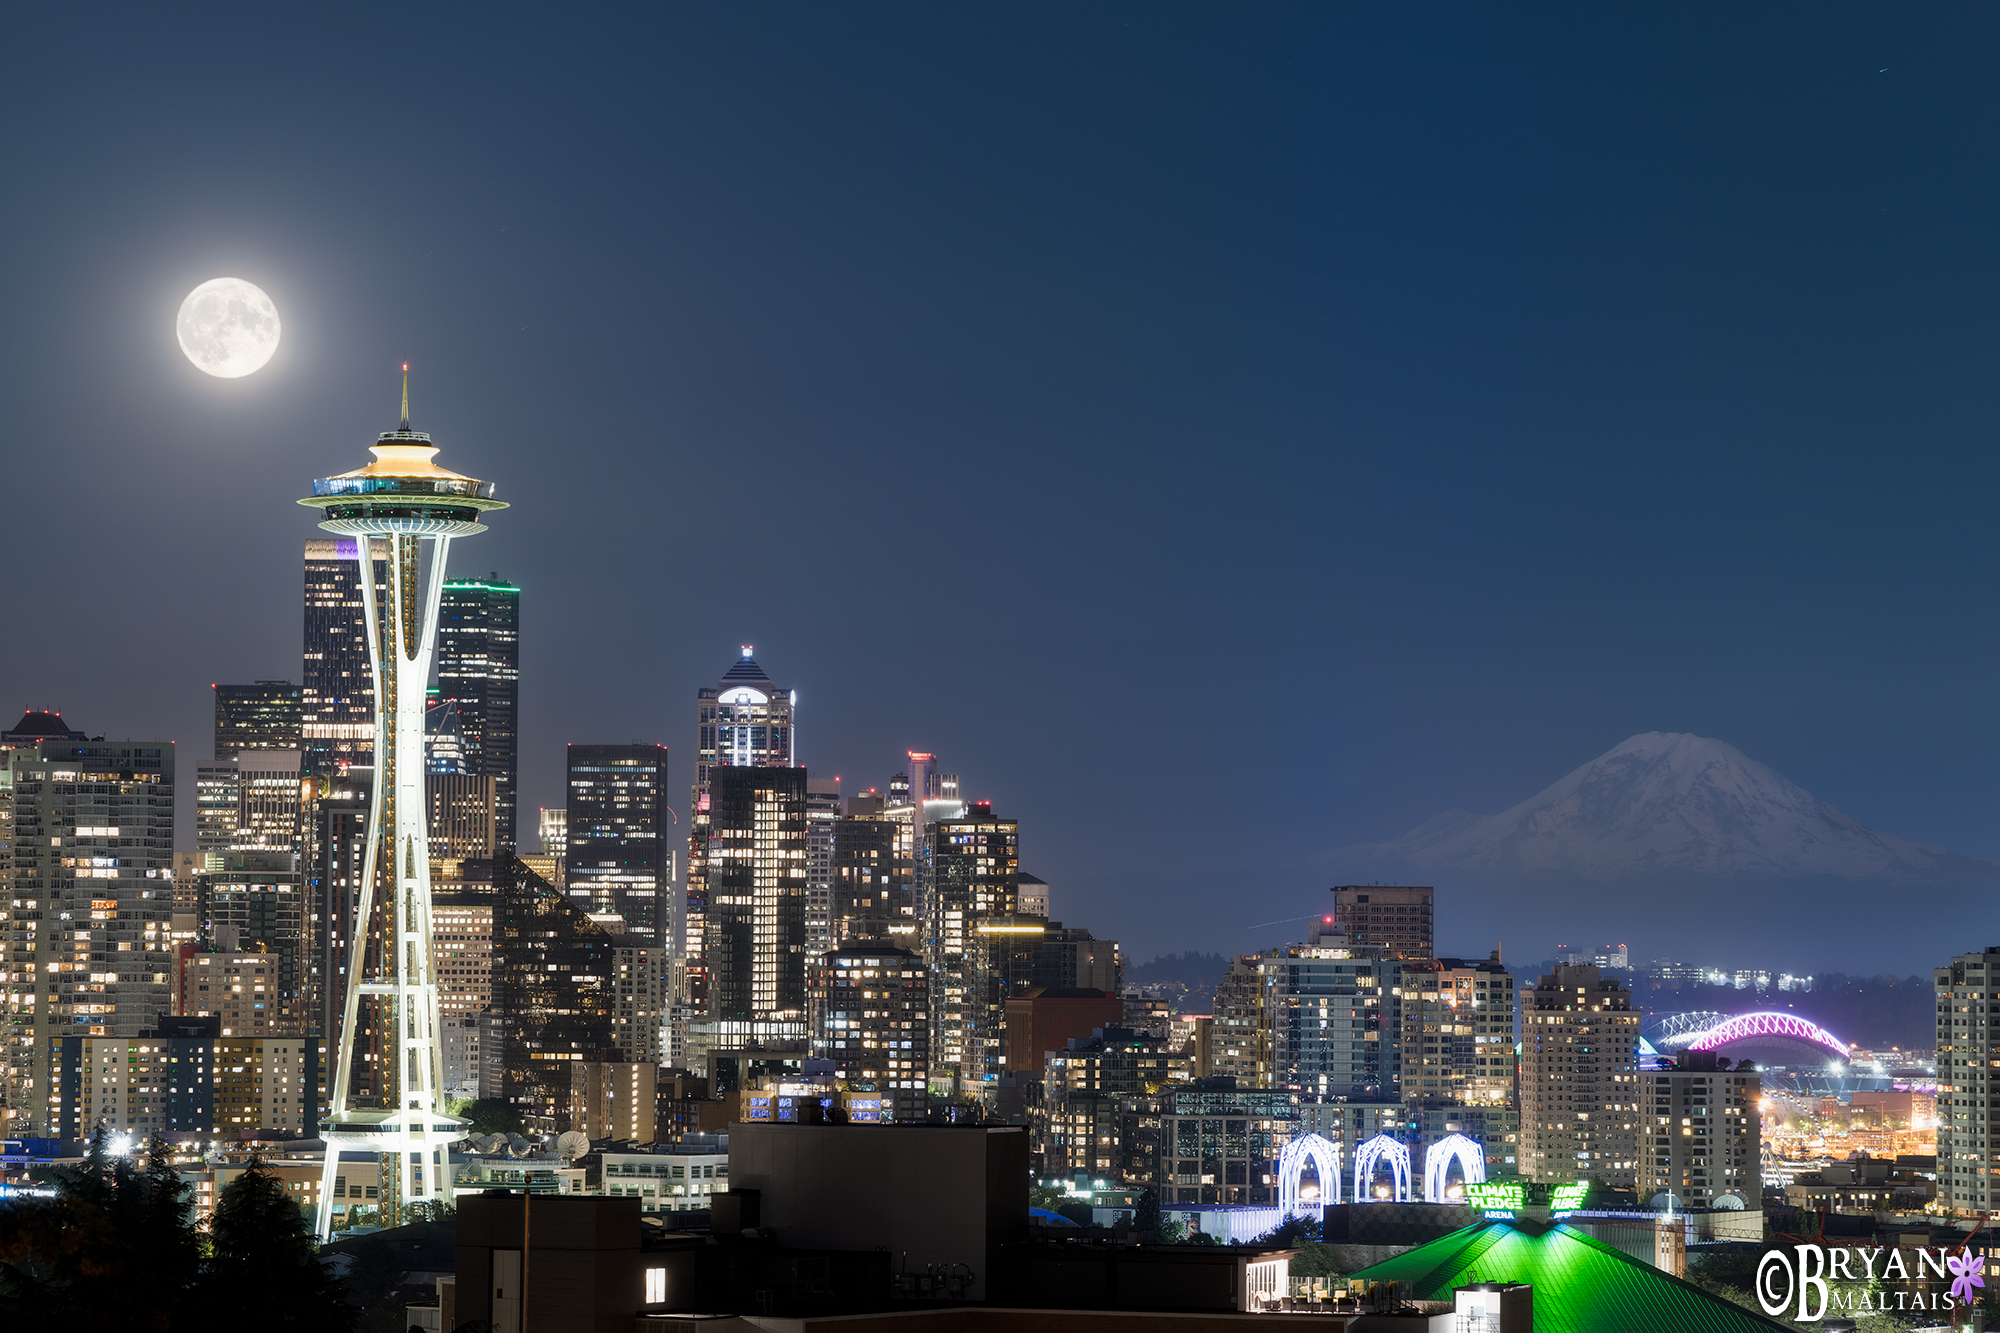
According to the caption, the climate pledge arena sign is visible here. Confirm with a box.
[1756,1243,1983,1320]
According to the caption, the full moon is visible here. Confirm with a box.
[176,277,281,378]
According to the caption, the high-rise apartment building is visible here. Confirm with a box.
[924,804,1018,1099]
[705,766,809,1022]
[689,649,794,999]
[1,736,176,1133]
[433,889,494,1018]
[1519,965,1642,1187]
[832,813,905,944]
[566,744,669,944]
[1397,957,1516,1108]
[176,944,302,1037]
[1936,948,2000,1214]
[435,576,520,849]
[1637,1052,1761,1208]
[300,537,386,767]
[1331,886,1434,958]
[1397,957,1518,1178]
[1260,946,1402,1099]
[1041,1026,1188,1178]
[193,853,306,1019]
[213,682,303,759]
[804,776,841,950]
[809,943,929,1120]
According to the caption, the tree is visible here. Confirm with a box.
[0,1127,202,1332]
[1134,1188,1163,1235]
[207,1157,354,1333]
[459,1098,524,1137]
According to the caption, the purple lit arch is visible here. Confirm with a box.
[1687,1012,1848,1061]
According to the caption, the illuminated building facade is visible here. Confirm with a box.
[1935,948,2000,1214]
[194,760,240,860]
[492,854,661,1130]
[804,776,840,949]
[192,854,305,1018]
[1331,885,1434,959]
[234,749,304,858]
[1636,1053,1761,1208]
[1041,1026,1187,1178]
[426,773,496,859]
[176,944,301,1037]
[48,1018,217,1139]
[2,736,176,1133]
[1397,957,1516,1106]
[923,804,1018,1098]
[809,943,929,1119]
[688,648,794,998]
[301,537,387,767]
[431,891,493,1018]
[704,765,808,1021]
[566,743,668,943]
[539,806,566,855]
[1518,965,1641,1187]
[1249,947,1403,1099]
[832,812,907,944]
[570,1059,658,1142]
[213,681,303,759]
[302,768,369,1071]
[436,576,520,849]
[1157,1086,1303,1205]
[300,379,507,1234]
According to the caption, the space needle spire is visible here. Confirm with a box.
[298,375,507,1237]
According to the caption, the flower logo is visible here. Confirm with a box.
[1948,1249,1985,1305]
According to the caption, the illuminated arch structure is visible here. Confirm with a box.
[1277,1132,1343,1217]
[1352,1133,1412,1203]
[1686,1012,1849,1063]
[1422,1133,1486,1203]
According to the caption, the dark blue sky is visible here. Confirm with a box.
[3,7,1997,968]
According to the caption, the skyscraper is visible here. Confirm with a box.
[924,802,1018,1099]
[1518,964,1642,1188]
[1936,948,2000,1214]
[705,765,808,1021]
[1636,1052,1761,1208]
[213,681,303,759]
[435,576,520,849]
[809,943,929,1121]
[493,854,663,1130]
[300,375,507,1235]
[566,744,669,942]
[301,537,387,767]
[688,647,794,1001]
[804,775,841,950]
[1,732,176,1133]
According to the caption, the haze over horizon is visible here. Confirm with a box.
[4,8,2000,969]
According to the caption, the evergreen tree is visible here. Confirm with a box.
[206,1157,353,1332]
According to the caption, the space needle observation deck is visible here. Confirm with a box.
[301,372,506,1238]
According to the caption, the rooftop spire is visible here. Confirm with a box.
[399,363,411,430]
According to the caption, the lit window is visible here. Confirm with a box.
[645,1268,666,1304]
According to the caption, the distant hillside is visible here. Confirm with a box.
[1131,951,1228,987]
[1128,952,1229,1014]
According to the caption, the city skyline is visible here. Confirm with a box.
[9,10,2000,975]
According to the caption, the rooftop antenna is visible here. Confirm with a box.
[399,362,411,430]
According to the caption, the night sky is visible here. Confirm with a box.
[4,8,1998,969]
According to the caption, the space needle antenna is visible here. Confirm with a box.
[399,362,411,430]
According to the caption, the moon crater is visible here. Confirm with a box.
[177,277,280,378]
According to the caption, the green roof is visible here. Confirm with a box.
[1349,1219,1789,1333]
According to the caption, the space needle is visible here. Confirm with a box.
[301,371,507,1237]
